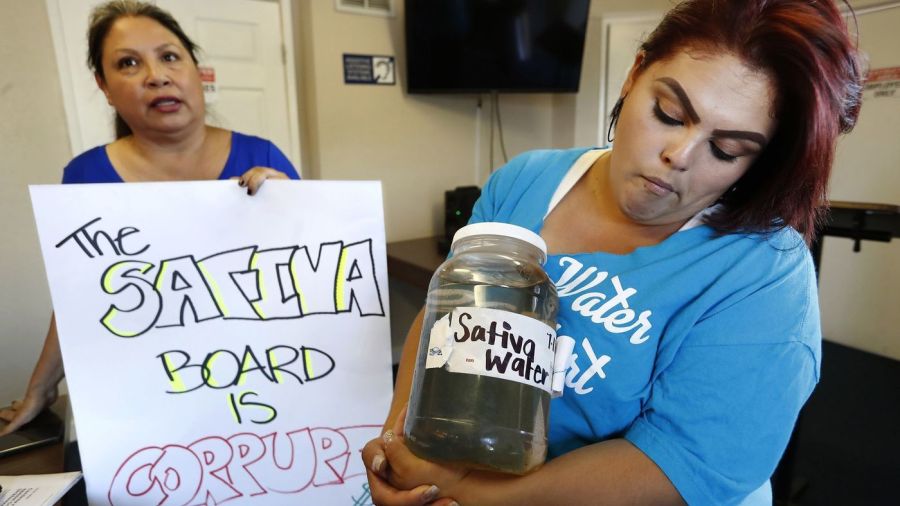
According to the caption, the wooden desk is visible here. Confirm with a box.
[0,397,67,476]
[385,236,445,290]
[0,444,68,506]
[0,440,64,476]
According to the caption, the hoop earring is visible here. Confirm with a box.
[607,96,625,143]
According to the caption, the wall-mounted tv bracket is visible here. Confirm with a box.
[811,200,900,277]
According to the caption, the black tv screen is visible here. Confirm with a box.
[405,0,591,94]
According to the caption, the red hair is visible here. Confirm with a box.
[634,0,864,243]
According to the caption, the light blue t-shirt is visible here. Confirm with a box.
[470,148,820,505]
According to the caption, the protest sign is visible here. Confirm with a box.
[29,180,392,505]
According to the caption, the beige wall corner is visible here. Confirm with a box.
[0,0,72,404]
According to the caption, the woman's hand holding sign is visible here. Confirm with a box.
[234,166,290,196]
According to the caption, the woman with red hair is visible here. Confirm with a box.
[365,0,863,504]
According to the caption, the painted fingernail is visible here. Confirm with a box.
[247,188,252,195]
[422,485,440,502]
[371,453,385,473]
[382,430,394,444]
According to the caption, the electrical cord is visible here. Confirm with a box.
[489,93,494,171]
[492,91,509,164]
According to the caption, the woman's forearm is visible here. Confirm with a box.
[452,438,685,506]
[0,314,64,434]
[26,314,65,396]
[384,307,424,430]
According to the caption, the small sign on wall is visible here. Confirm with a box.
[343,54,395,85]
[199,65,218,103]
[864,67,900,100]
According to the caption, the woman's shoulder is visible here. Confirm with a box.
[689,226,817,325]
[488,147,602,193]
[221,130,299,179]
[67,144,108,165]
[686,225,813,283]
[730,225,810,265]
[472,147,603,228]
[62,144,120,184]
[228,130,270,147]
[499,147,600,176]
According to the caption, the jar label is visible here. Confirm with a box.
[425,306,558,393]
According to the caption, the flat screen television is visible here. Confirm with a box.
[405,0,591,94]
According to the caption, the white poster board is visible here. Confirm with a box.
[29,180,392,505]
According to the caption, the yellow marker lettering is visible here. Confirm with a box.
[102,260,152,294]
[291,267,309,314]
[335,248,349,310]
[102,262,127,293]
[100,308,139,338]
[228,394,241,423]
[197,262,229,318]
[304,348,315,379]
[250,253,267,319]
[205,353,220,387]
[268,349,283,384]
[100,261,154,338]
[238,349,260,387]
[163,354,187,393]
[154,261,169,291]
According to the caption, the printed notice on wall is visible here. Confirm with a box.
[864,67,900,100]
[343,54,395,85]
[29,180,392,505]
[198,65,217,103]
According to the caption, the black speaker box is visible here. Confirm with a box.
[438,185,481,254]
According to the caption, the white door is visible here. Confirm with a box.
[46,0,300,168]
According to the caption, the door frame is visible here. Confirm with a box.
[595,11,662,146]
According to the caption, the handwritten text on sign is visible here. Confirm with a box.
[426,307,557,392]
[30,181,391,505]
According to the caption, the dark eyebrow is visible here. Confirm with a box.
[656,77,700,123]
[113,42,179,54]
[711,129,767,147]
[111,43,178,54]
[656,77,768,147]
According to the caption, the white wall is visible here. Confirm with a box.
[0,0,72,404]
[293,1,555,243]
[819,3,900,360]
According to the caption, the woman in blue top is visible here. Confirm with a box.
[0,0,298,435]
[363,0,863,505]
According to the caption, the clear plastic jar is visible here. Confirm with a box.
[404,222,559,474]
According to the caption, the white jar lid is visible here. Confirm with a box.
[451,222,547,256]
